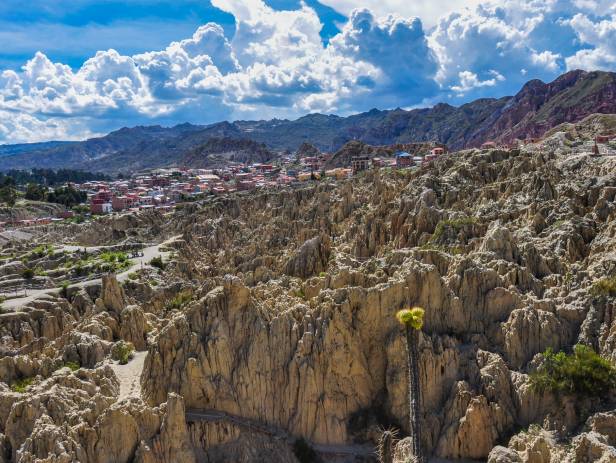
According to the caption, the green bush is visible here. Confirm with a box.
[112,341,135,365]
[530,344,616,397]
[591,276,616,297]
[11,377,34,393]
[165,290,193,311]
[293,438,318,463]
[127,272,138,281]
[60,281,71,298]
[21,268,35,280]
[149,256,165,270]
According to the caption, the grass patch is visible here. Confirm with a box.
[11,377,34,393]
[64,361,81,371]
[590,276,616,297]
[530,344,616,397]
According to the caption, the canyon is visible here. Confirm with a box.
[1,119,616,462]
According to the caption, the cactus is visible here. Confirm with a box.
[377,428,398,463]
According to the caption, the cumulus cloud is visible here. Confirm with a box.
[566,13,616,70]
[0,0,614,144]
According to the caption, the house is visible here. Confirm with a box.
[596,134,614,144]
[351,156,371,174]
[395,152,413,168]
[431,147,446,156]
[112,196,137,212]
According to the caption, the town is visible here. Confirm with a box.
[1,132,615,233]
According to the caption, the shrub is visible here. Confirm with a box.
[530,344,616,397]
[165,290,193,311]
[63,361,80,371]
[127,272,138,281]
[590,276,616,297]
[21,268,35,280]
[293,438,318,463]
[149,279,159,287]
[111,341,135,365]
[149,256,165,270]
[60,281,70,298]
[430,217,477,243]
[319,272,327,278]
[11,377,34,393]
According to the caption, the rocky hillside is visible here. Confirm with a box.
[1,70,615,173]
[180,137,276,168]
[2,129,616,462]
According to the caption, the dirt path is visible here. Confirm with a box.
[110,351,147,401]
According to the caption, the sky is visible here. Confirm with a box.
[0,0,615,144]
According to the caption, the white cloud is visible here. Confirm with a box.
[0,0,614,144]
[566,14,616,70]
[319,0,483,27]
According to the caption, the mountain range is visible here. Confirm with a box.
[0,69,615,173]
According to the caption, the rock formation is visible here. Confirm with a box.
[2,139,616,462]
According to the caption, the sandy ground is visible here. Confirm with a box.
[110,351,148,401]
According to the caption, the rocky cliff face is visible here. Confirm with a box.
[2,134,616,462]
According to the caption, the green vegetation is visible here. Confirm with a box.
[11,377,34,393]
[0,169,110,187]
[530,345,616,397]
[420,243,464,255]
[590,276,616,297]
[396,307,426,463]
[21,268,35,280]
[127,272,138,281]
[165,290,193,311]
[113,341,135,365]
[46,185,87,208]
[0,177,17,207]
[293,438,318,463]
[149,256,165,270]
[60,281,71,298]
[63,361,80,372]
[430,217,477,243]
[319,271,327,278]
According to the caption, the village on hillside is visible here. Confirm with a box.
[1,132,615,234]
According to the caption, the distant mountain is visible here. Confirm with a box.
[0,141,76,158]
[1,70,615,173]
[180,137,276,168]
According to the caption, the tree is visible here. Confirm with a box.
[24,183,47,201]
[396,307,425,463]
[0,185,16,207]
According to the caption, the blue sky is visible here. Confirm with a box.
[0,0,614,143]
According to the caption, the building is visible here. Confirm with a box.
[431,147,446,156]
[351,156,371,174]
[395,152,413,168]
[481,141,497,150]
[112,196,137,212]
[596,134,614,144]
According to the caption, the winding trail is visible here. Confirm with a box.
[110,351,148,401]
[2,236,179,310]
[185,409,374,458]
